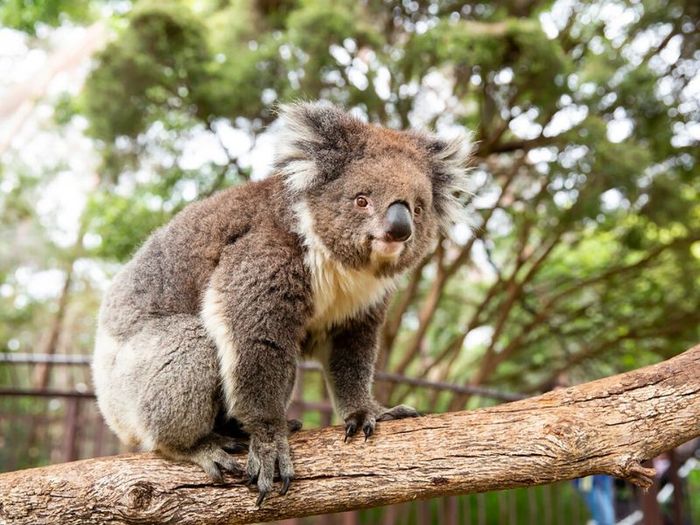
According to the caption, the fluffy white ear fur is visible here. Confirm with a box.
[427,130,475,234]
[275,101,333,193]
[277,101,474,234]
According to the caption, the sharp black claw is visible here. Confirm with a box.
[208,464,224,484]
[256,489,268,507]
[211,473,224,484]
[344,422,356,442]
[280,476,292,496]
[363,425,373,441]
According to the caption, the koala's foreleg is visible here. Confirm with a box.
[202,242,309,506]
[228,335,297,505]
[327,309,421,442]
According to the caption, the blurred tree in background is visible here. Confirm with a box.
[1,0,699,413]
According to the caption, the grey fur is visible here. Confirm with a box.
[93,102,471,504]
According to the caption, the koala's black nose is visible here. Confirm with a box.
[384,202,413,242]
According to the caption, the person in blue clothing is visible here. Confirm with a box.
[573,473,616,524]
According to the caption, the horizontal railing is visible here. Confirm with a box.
[0,353,525,402]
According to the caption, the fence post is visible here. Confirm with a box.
[640,460,662,525]
[443,495,458,525]
[668,449,684,525]
[62,397,80,462]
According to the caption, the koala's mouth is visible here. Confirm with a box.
[370,238,405,260]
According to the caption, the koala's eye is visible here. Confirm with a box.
[414,204,423,216]
[355,196,369,208]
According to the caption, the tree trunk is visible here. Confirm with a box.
[32,267,74,389]
[1,345,698,525]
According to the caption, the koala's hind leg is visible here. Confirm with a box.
[128,314,244,482]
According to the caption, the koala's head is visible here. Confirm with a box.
[277,102,472,276]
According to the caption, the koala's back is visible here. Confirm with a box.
[99,176,287,341]
[93,176,294,449]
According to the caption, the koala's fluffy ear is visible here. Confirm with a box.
[422,132,474,233]
[276,101,365,193]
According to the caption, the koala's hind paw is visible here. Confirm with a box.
[246,423,294,507]
[162,436,244,484]
[200,447,242,484]
[344,404,422,442]
[287,418,303,433]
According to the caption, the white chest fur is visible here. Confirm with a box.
[293,201,395,331]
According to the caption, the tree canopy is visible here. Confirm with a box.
[1,0,699,411]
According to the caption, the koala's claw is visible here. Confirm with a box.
[206,463,224,484]
[363,422,373,441]
[344,410,376,442]
[344,420,357,442]
[246,423,294,506]
[255,489,268,508]
[280,476,292,496]
[344,405,421,442]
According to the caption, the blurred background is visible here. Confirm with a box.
[0,0,698,523]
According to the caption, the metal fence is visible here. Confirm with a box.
[1,353,697,524]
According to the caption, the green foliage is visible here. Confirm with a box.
[2,0,699,411]
[690,467,700,521]
[0,397,51,469]
[403,17,569,105]
[76,0,700,389]
[350,483,588,525]
[82,191,169,261]
[0,0,95,33]
[1,1,699,506]
[83,1,215,142]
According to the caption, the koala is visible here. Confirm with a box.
[92,102,471,506]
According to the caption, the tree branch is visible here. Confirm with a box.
[1,346,699,524]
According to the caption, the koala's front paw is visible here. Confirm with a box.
[344,404,421,442]
[246,422,293,507]
[344,408,377,442]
